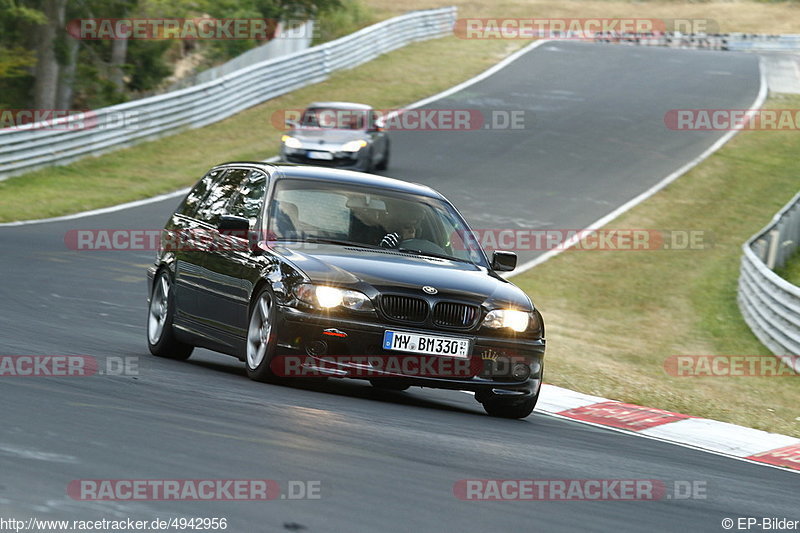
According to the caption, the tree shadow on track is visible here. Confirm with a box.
[185,357,492,418]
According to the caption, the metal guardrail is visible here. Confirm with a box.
[0,7,456,181]
[738,191,800,368]
[727,34,800,52]
[591,32,800,52]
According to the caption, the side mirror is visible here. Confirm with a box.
[285,119,298,129]
[217,215,250,235]
[218,215,263,254]
[491,250,517,272]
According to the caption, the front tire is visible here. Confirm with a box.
[245,289,280,382]
[375,141,390,171]
[361,148,375,173]
[147,269,193,360]
[480,392,538,419]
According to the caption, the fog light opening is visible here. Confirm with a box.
[511,362,531,380]
[306,340,328,356]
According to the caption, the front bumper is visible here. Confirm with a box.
[146,265,157,303]
[273,306,545,397]
[281,147,368,170]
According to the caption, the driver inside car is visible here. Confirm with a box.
[380,217,420,248]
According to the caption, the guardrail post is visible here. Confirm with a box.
[766,229,781,269]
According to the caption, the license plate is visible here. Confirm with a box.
[382,330,470,358]
[307,151,333,160]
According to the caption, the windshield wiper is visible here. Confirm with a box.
[397,248,472,264]
[278,236,383,250]
[274,237,473,262]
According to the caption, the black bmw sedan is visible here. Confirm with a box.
[146,162,545,418]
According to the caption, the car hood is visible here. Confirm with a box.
[270,244,532,309]
[286,128,370,146]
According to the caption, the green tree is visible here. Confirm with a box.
[0,0,343,109]
[0,0,45,107]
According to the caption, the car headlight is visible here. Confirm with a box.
[294,283,373,311]
[340,140,368,152]
[482,309,530,332]
[281,135,302,149]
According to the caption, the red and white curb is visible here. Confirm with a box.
[537,384,800,473]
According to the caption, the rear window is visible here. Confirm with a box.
[194,169,249,226]
[177,169,224,217]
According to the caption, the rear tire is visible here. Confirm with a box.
[147,269,193,360]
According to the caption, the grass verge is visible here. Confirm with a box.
[365,0,800,34]
[512,94,800,438]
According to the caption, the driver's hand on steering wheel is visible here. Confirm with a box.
[380,232,401,248]
[381,219,419,248]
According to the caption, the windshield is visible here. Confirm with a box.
[267,178,487,266]
[300,107,370,130]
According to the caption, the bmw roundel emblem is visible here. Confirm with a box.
[422,286,438,295]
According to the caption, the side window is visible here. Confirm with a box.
[194,169,249,226]
[177,169,224,217]
[276,189,350,237]
[227,170,268,227]
[437,210,483,263]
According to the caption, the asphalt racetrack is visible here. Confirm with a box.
[2,42,795,532]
